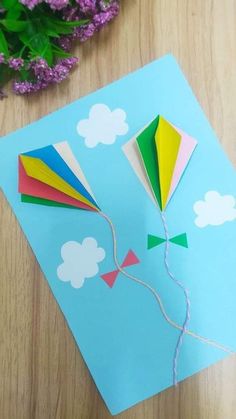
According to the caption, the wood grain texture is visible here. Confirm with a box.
[1,1,236,418]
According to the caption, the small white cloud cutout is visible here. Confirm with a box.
[193,191,236,228]
[57,237,105,288]
[76,103,129,148]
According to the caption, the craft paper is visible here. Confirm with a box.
[136,117,162,208]
[155,116,181,209]
[168,127,197,202]
[129,116,197,211]
[23,144,98,207]
[21,193,75,208]
[54,141,95,199]
[0,55,236,415]
[20,154,98,210]
[19,157,94,210]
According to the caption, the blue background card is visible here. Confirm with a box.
[0,55,236,415]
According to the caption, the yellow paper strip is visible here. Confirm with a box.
[155,116,181,210]
[20,155,98,210]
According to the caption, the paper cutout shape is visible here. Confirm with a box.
[127,115,197,211]
[169,233,188,248]
[57,238,106,289]
[19,157,94,211]
[122,249,140,267]
[155,117,181,209]
[77,104,129,148]
[136,117,162,208]
[54,141,96,199]
[147,235,166,249]
[101,250,140,288]
[194,190,236,228]
[168,128,197,202]
[21,194,76,209]
[18,142,100,211]
[147,233,188,249]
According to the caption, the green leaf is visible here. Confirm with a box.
[42,17,89,35]
[52,46,72,59]
[2,0,18,10]
[0,28,9,56]
[41,41,53,65]
[56,19,89,27]
[6,3,23,20]
[44,28,60,38]
[0,19,27,32]
[18,21,36,46]
[28,33,48,52]
[43,20,74,35]
[20,29,53,65]
[19,67,30,81]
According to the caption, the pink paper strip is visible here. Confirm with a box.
[18,158,96,211]
[167,127,197,204]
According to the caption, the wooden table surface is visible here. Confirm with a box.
[1,1,236,418]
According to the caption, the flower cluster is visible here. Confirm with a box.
[0,0,119,97]
[13,57,79,94]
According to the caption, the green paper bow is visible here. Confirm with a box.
[147,233,188,249]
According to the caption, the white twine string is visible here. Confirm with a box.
[160,211,191,386]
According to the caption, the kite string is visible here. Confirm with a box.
[98,211,234,355]
[160,211,191,386]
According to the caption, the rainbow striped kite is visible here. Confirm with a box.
[19,141,100,212]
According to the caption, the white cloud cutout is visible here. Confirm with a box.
[193,191,236,228]
[76,103,129,148]
[57,237,105,288]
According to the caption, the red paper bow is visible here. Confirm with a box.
[101,250,140,288]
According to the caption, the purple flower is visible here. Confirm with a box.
[57,36,73,51]
[75,0,97,14]
[0,53,5,64]
[19,0,42,10]
[72,22,96,42]
[8,57,24,70]
[13,80,36,94]
[13,57,78,95]
[62,6,82,21]
[60,57,79,69]
[99,0,120,12]
[46,0,69,10]
[93,2,119,29]
[20,0,70,9]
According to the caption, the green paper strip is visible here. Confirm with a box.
[147,234,166,249]
[21,194,79,209]
[136,116,162,210]
[169,233,188,248]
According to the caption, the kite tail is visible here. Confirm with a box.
[160,211,191,386]
[98,211,234,356]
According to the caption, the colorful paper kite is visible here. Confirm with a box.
[18,141,100,212]
[130,115,197,210]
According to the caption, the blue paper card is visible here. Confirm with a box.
[0,55,236,415]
